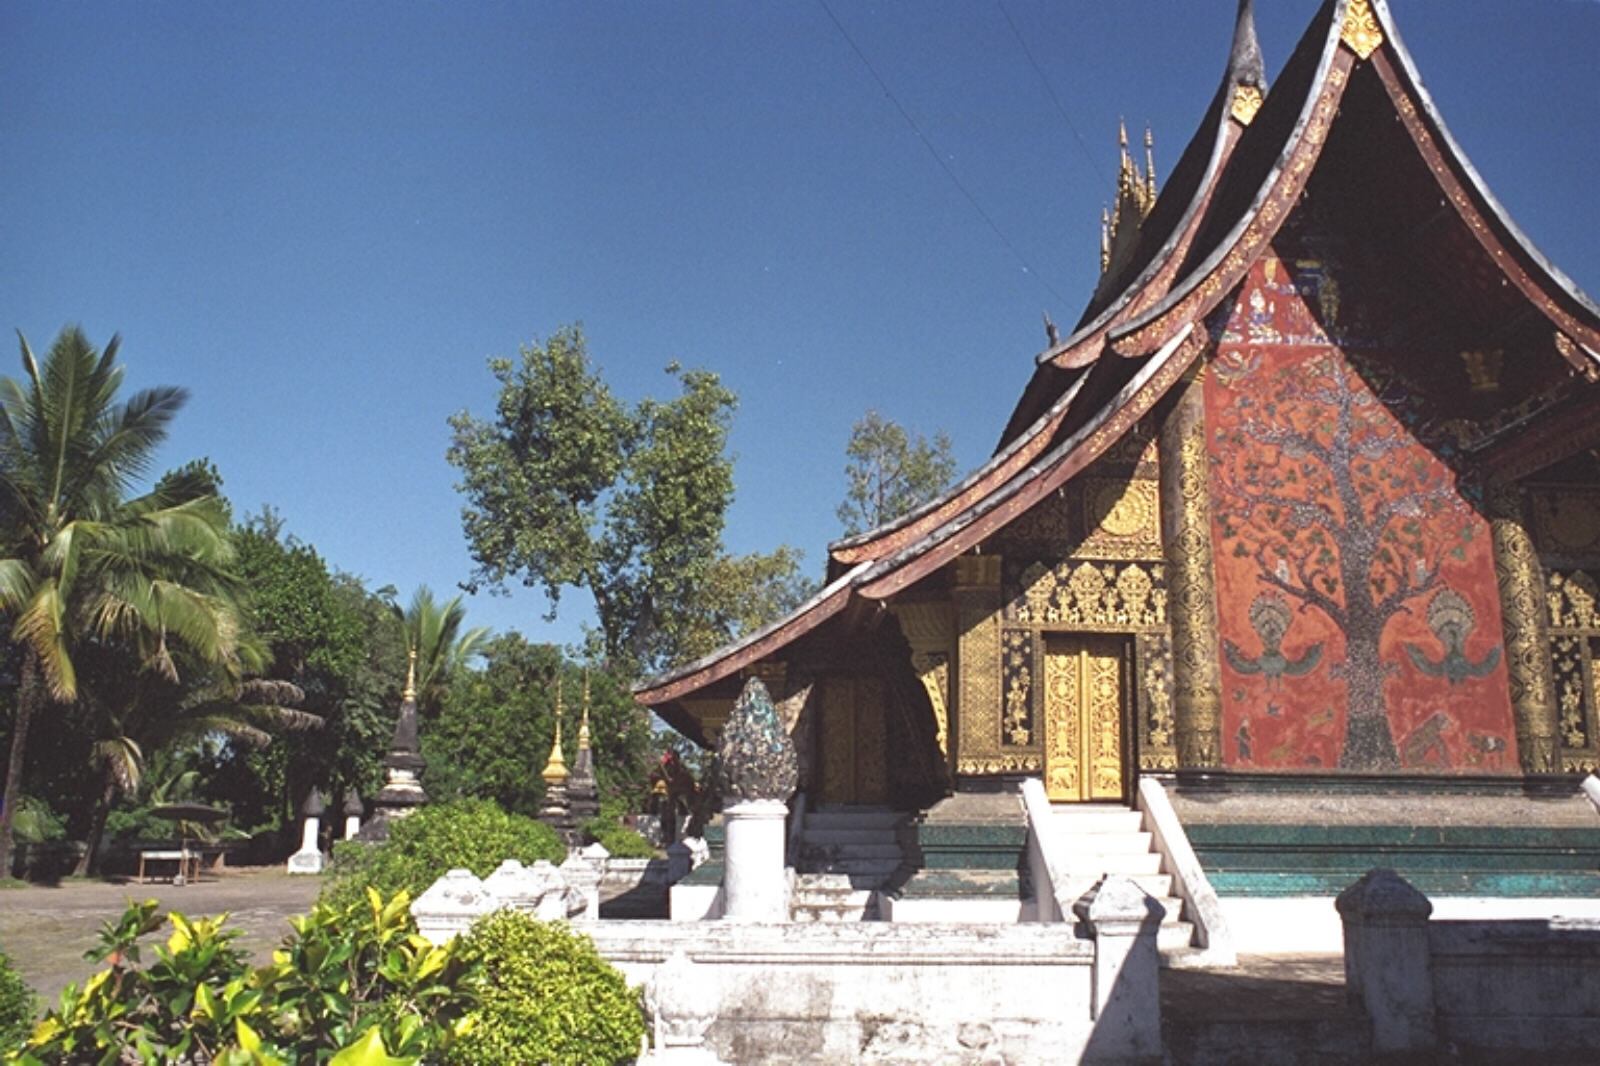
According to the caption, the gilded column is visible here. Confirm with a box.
[1159,373,1224,768]
[1488,485,1558,773]
[952,554,1004,777]
[891,601,955,769]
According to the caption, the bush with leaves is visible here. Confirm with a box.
[323,798,564,910]
[10,890,469,1064]
[580,817,655,860]
[0,948,33,1051]
[447,908,644,1065]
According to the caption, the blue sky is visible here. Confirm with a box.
[5,1,1597,653]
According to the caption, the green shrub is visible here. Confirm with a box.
[324,798,565,910]
[448,909,644,1065]
[11,891,469,1063]
[581,817,656,859]
[0,948,34,1050]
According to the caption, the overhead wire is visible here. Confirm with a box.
[995,0,1107,188]
[815,0,1068,306]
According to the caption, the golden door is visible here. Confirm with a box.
[1043,635,1126,802]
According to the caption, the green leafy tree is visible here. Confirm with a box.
[394,586,488,719]
[837,410,959,537]
[0,326,241,879]
[424,635,654,816]
[448,324,808,675]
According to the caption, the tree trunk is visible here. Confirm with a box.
[75,770,119,878]
[0,649,45,880]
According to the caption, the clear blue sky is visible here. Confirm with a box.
[5,1,1597,652]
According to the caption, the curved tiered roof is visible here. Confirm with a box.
[636,0,1600,729]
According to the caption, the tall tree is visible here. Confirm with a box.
[394,586,488,718]
[448,324,809,675]
[0,327,239,876]
[837,410,959,537]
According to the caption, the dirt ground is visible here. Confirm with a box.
[0,867,323,1005]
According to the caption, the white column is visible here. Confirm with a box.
[720,799,790,922]
[286,813,324,874]
[1079,875,1162,1062]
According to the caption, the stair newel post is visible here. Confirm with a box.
[718,677,800,922]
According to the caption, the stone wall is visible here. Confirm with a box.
[1339,868,1600,1059]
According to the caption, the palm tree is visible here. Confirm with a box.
[0,326,239,877]
[73,634,320,875]
[394,586,489,717]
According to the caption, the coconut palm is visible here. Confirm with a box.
[394,585,489,717]
[73,634,321,875]
[0,326,240,877]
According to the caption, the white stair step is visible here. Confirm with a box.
[1047,808,1144,833]
[1051,830,1153,855]
[1157,921,1196,952]
[804,808,902,830]
[1058,851,1162,876]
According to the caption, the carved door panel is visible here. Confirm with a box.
[1043,635,1127,802]
[820,677,889,805]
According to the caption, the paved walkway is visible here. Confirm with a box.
[0,868,323,1003]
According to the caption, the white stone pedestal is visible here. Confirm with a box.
[721,799,789,922]
[286,813,325,875]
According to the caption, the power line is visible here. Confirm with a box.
[816,0,1067,306]
[995,0,1107,188]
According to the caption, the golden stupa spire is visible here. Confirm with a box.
[541,675,569,784]
[578,667,592,752]
[403,649,417,701]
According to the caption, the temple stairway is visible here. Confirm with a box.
[1035,802,1198,955]
[790,805,905,921]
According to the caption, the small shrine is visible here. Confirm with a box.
[353,651,430,843]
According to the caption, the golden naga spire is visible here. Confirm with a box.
[578,667,592,752]
[1099,121,1158,279]
[403,649,418,702]
[541,676,569,784]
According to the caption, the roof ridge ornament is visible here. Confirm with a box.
[1228,0,1267,125]
[1341,0,1384,61]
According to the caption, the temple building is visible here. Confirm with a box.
[634,0,1600,897]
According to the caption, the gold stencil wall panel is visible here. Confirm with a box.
[1546,569,1600,773]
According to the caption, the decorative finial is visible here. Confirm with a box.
[1228,0,1266,90]
[1100,206,1111,274]
[578,666,592,752]
[1144,125,1157,200]
[403,649,417,701]
[542,681,569,785]
[1118,117,1128,149]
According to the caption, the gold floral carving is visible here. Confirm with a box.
[1044,637,1124,801]
[1137,631,1178,770]
[1489,488,1560,773]
[1080,478,1163,559]
[892,602,954,759]
[1159,376,1224,768]
[1545,568,1600,774]
[1340,0,1384,61]
[855,677,888,803]
[954,558,1004,777]
[1231,84,1263,126]
[1013,560,1167,629]
[1002,629,1035,746]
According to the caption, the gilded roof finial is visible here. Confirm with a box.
[541,675,569,784]
[1144,125,1157,201]
[578,666,592,752]
[403,649,417,702]
[1100,206,1112,275]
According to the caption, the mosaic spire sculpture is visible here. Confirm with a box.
[567,667,601,822]
[717,677,798,803]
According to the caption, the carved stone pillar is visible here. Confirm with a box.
[1159,374,1224,768]
[892,602,954,769]
[952,554,1004,778]
[1488,485,1559,773]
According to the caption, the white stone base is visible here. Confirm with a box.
[670,883,724,922]
[286,848,324,875]
[586,920,1105,1065]
[877,896,1022,923]
[1220,895,1600,955]
[721,799,789,922]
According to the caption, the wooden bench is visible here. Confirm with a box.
[137,848,200,885]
